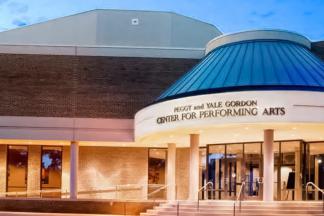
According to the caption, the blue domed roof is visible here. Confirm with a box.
[156,30,324,102]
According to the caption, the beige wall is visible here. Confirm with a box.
[0,144,191,200]
[62,146,70,195]
[0,145,6,196]
[27,146,41,197]
[78,147,148,199]
[176,148,190,200]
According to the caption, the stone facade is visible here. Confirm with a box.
[0,145,6,196]
[62,146,70,195]
[78,146,149,199]
[27,146,41,197]
[0,54,198,119]
[176,148,190,200]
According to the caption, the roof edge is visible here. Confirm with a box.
[206,29,311,55]
[155,85,324,104]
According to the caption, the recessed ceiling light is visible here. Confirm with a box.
[292,127,297,130]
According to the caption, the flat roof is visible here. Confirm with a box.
[0,9,221,58]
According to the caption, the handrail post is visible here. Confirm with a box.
[197,181,214,211]
[233,181,245,216]
[177,201,179,216]
[305,181,324,213]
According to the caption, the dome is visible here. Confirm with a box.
[156,29,324,102]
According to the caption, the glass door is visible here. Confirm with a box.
[244,143,262,200]
[306,142,324,200]
[7,145,28,195]
[208,145,225,199]
[226,144,243,199]
[207,143,262,200]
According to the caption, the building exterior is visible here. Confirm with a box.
[0,9,323,202]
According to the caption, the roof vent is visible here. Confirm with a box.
[131,18,139,25]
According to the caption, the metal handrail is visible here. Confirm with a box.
[147,184,169,198]
[197,181,214,210]
[0,184,146,199]
[233,181,245,216]
[306,182,324,212]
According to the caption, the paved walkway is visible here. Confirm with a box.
[0,212,123,216]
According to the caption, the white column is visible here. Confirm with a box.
[295,147,301,200]
[70,141,79,199]
[189,134,199,200]
[263,129,274,201]
[167,143,176,200]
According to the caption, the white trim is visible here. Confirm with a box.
[0,116,134,142]
[0,44,205,59]
[135,90,324,141]
[205,29,311,55]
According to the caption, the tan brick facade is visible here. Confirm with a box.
[27,146,41,197]
[62,146,70,195]
[0,145,192,200]
[78,146,149,199]
[176,148,190,200]
[0,145,6,196]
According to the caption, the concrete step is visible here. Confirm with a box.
[142,201,324,216]
[153,206,323,212]
[148,209,324,214]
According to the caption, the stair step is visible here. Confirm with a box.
[143,201,324,216]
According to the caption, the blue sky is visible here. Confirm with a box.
[0,0,323,40]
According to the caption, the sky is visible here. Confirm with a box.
[0,0,323,40]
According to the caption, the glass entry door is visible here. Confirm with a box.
[226,144,243,199]
[306,142,324,201]
[207,143,262,200]
[7,146,28,195]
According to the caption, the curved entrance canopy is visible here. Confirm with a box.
[135,29,324,146]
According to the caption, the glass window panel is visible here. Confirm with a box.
[308,142,324,200]
[227,144,243,198]
[244,143,262,199]
[7,146,28,194]
[148,148,167,200]
[208,145,225,200]
[41,146,62,198]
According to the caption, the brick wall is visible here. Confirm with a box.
[0,54,198,118]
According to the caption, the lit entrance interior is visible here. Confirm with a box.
[205,142,262,200]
